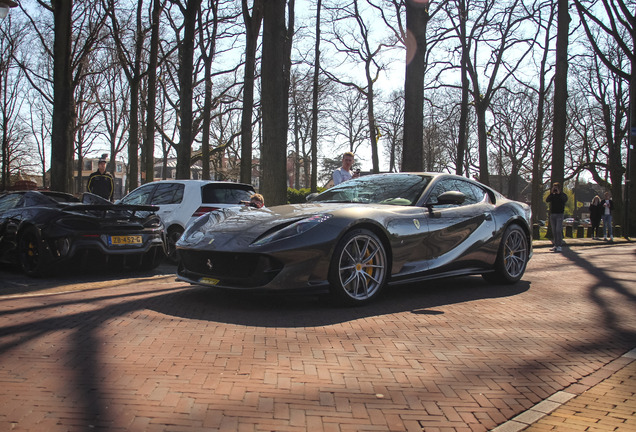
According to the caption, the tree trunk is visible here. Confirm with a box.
[310,0,321,192]
[475,98,489,186]
[144,0,163,184]
[240,0,263,185]
[531,3,554,224]
[50,0,74,193]
[456,0,468,177]
[402,0,428,172]
[260,0,289,205]
[176,0,203,179]
[551,0,569,187]
[627,38,636,236]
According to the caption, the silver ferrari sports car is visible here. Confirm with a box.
[176,173,532,305]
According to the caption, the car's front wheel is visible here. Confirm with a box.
[483,224,528,284]
[329,229,388,305]
[17,226,49,277]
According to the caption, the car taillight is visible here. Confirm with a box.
[192,206,220,217]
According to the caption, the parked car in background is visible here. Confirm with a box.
[176,173,533,306]
[0,190,165,276]
[563,218,575,225]
[119,180,255,262]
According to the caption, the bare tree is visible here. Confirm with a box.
[172,0,203,179]
[143,0,165,183]
[551,0,569,189]
[445,0,537,186]
[105,0,147,191]
[0,15,25,190]
[376,90,404,173]
[240,0,263,184]
[260,0,293,205]
[573,0,635,235]
[94,53,130,193]
[323,0,394,173]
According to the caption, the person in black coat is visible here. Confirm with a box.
[589,195,603,240]
[546,182,568,252]
[87,158,114,201]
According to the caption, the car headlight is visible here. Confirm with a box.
[251,214,333,247]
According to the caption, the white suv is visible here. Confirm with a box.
[119,180,255,262]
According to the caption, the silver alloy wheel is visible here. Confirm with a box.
[335,231,387,301]
[503,227,528,279]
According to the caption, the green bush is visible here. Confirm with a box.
[287,187,325,204]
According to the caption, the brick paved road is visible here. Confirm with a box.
[1,244,635,432]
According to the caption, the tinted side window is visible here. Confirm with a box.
[201,185,254,204]
[0,194,24,212]
[120,184,155,205]
[428,179,459,207]
[152,183,184,205]
[454,180,487,205]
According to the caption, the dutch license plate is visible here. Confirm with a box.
[199,277,220,286]
[109,235,142,245]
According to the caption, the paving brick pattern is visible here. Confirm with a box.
[523,358,636,431]
[0,243,635,431]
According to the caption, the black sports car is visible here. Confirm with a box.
[176,173,532,305]
[0,190,166,276]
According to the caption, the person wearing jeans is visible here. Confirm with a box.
[546,182,568,252]
[601,191,614,241]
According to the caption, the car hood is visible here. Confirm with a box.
[178,202,384,250]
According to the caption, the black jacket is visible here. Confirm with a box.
[589,202,603,225]
[546,191,567,214]
[87,170,114,201]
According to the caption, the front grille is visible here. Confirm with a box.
[179,250,283,287]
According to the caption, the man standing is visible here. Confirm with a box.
[546,182,568,252]
[332,151,359,185]
[87,158,114,201]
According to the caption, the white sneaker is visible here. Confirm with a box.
[555,246,562,252]
[604,237,607,241]
[550,246,556,251]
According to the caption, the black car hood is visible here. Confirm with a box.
[179,202,389,250]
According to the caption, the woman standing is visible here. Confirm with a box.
[589,195,603,240]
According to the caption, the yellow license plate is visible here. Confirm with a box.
[109,235,142,245]
[199,277,220,286]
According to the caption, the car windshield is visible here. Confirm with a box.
[313,174,432,205]
[201,184,254,204]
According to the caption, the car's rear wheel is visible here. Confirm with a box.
[329,229,388,305]
[483,224,528,284]
[140,248,164,270]
[18,226,49,277]
[166,226,184,264]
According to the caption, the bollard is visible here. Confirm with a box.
[577,226,584,238]
[532,224,541,240]
[565,225,573,237]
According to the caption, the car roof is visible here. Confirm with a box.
[143,179,253,188]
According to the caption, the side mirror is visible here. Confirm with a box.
[435,191,466,206]
[306,193,319,202]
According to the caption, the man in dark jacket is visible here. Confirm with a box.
[546,182,568,252]
[87,158,114,201]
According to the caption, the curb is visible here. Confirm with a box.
[491,348,636,432]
